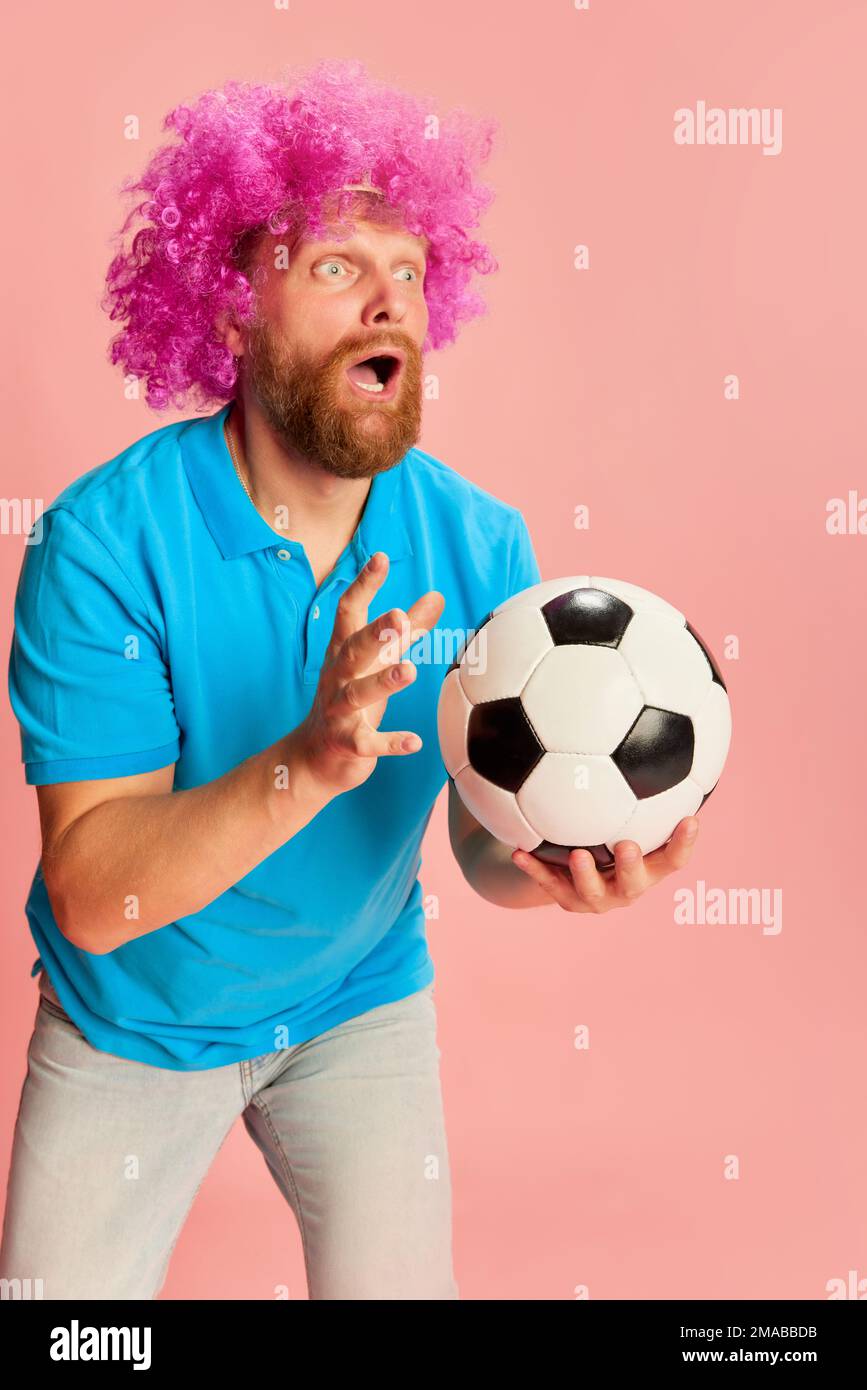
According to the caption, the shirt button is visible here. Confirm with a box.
[312,605,320,620]
[276,548,291,561]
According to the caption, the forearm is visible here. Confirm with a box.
[47,729,331,953]
[458,828,557,909]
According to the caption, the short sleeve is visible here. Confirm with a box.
[504,509,542,601]
[8,507,181,785]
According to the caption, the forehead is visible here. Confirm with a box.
[297,217,429,260]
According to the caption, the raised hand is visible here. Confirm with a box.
[296,551,445,797]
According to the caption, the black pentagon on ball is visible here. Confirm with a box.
[446,609,494,675]
[685,620,727,691]
[467,697,544,793]
[541,587,633,648]
[533,840,616,872]
[612,706,694,798]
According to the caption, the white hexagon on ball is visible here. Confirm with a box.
[459,606,552,705]
[521,645,644,755]
[517,751,637,847]
[689,681,732,792]
[608,778,706,858]
[453,763,541,851]
[619,610,713,718]
[436,667,472,778]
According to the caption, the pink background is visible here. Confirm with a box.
[2,0,865,1299]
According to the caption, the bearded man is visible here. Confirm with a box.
[1,58,697,1300]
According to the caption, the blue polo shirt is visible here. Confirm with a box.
[8,404,541,1070]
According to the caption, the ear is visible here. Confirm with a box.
[214,311,245,359]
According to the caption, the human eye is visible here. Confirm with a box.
[316,259,350,278]
[395,266,421,282]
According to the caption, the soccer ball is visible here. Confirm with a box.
[437,576,732,870]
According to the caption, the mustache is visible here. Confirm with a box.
[247,328,421,380]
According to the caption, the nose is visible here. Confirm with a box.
[366,291,408,328]
[359,267,416,328]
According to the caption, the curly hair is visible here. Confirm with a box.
[101,58,500,412]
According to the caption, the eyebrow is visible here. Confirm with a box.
[309,242,427,268]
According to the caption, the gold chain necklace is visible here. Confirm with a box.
[225,412,253,502]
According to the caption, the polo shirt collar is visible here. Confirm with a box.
[180,404,412,564]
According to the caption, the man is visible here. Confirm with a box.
[1,61,698,1300]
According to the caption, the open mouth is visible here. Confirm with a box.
[344,352,404,402]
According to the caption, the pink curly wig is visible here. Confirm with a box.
[102,58,500,412]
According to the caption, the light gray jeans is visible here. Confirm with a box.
[0,969,458,1301]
